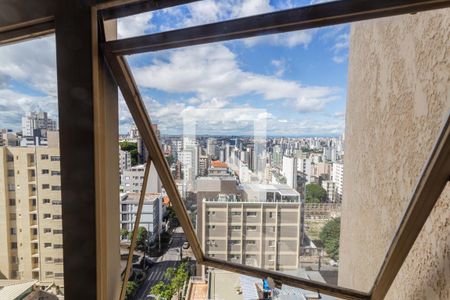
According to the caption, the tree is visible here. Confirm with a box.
[165,207,179,229]
[149,261,189,300]
[120,228,129,240]
[119,141,138,165]
[137,227,148,249]
[305,183,327,203]
[319,217,340,261]
[126,281,138,299]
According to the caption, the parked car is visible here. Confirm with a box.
[182,242,190,249]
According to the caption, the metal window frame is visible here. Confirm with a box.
[100,1,450,299]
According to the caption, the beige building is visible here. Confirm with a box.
[199,180,303,271]
[0,140,64,289]
[339,8,450,299]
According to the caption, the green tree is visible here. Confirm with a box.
[120,228,129,240]
[137,227,148,249]
[319,217,341,261]
[149,262,189,300]
[126,281,138,298]
[119,141,138,165]
[305,183,327,203]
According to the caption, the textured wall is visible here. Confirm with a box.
[339,8,450,299]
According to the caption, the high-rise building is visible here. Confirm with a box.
[21,111,57,138]
[282,156,297,190]
[119,148,132,174]
[0,144,64,288]
[271,145,282,168]
[331,162,344,202]
[321,180,336,203]
[197,179,303,271]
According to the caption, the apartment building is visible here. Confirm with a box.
[282,156,297,190]
[331,162,344,202]
[0,143,64,288]
[199,181,303,271]
[121,163,161,193]
[119,147,131,174]
[21,111,57,138]
[120,193,164,242]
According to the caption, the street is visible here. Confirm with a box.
[133,227,186,299]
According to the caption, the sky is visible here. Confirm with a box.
[0,0,349,137]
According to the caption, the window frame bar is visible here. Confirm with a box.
[98,1,450,299]
[104,0,450,55]
[104,48,370,300]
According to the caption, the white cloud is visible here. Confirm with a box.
[271,59,286,77]
[118,12,154,38]
[0,89,57,130]
[243,30,314,48]
[123,0,315,49]
[132,44,339,112]
[331,33,349,63]
[0,36,57,97]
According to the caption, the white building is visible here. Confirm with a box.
[178,145,198,181]
[120,193,164,242]
[121,163,161,193]
[321,180,337,202]
[282,156,297,190]
[21,111,57,138]
[119,148,132,174]
[332,162,344,202]
[299,158,312,183]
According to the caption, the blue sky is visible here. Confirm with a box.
[120,0,349,136]
[0,0,348,137]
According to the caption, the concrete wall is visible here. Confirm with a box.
[339,8,450,299]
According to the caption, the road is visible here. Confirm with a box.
[134,228,186,299]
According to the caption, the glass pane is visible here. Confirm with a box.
[122,8,450,299]
[124,21,350,298]
[116,0,337,39]
[0,35,65,296]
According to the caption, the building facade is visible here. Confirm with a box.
[331,162,344,202]
[199,182,303,271]
[121,163,161,193]
[120,193,164,242]
[21,112,57,138]
[282,156,297,190]
[0,145,64,288]
[119,148,131,174]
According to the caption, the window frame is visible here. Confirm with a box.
[99,1,450,299]
[0,1,447,300]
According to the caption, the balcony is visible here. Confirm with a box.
[31,247,39,256]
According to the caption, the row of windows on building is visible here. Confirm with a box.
[207,239,277,247]
[11,257,63,264]
[8,198,62,206]
[6,154,60,162]
[207,211,283,218]
[7,169,60,176]
[8,213,62,220]
[10,242,63,249]
[207,225,280,232]
[10,227,62,235]
[6,184,61,191]
[208,254,276,261]
[10,270,64,279]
